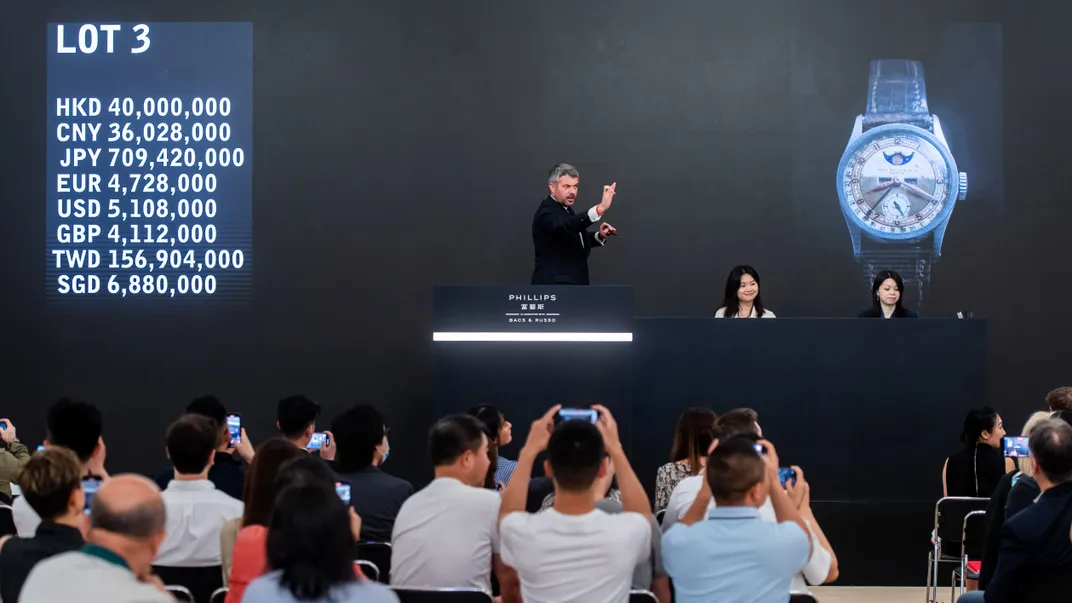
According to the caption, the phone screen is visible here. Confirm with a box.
[778,467,797,488]
[226,414,241,446]
[335,481,351,505]
[307,432,329,451]
[1003,436,1030,458]
[558,408,598,424]
[83,477,102,515]
[0,421,7,430]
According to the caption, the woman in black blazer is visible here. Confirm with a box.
[858,270,918,318]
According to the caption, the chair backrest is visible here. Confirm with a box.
[155,565,224,603]
[0,505,15,538]
[209,586,229,603]
[165,585,195,602]
[654,509,666,526]
[356,541,392,584]
[629,589,659,603]
[392,586,494,603]
[356,559,380,582]
[961,509,987,560]
[934,497,988,554]
[789,595,818,603]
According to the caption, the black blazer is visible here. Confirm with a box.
[857,308,918,318]
[531,196,604,285]
[985,480,1072,603]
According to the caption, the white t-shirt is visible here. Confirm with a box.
[12,494,41,536]
[660,475,832,592]
[500,508,651,603]
[714,307,776,318]
[390,477,501,592]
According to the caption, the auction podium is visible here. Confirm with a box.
[432,286,634,457]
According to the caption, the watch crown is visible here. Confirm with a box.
[957,172,968,201]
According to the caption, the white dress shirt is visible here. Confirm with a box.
[660,475,832,592]
[155,479,243,567]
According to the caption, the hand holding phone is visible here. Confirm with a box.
[226,414,241,446]
[335,481,352,505]
[307,432,329,451]
[778,467,798,488]
[82,477,102,515]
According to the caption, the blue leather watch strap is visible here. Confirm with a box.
[863,59,934,132]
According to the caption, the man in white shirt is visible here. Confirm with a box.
[20,474,173,603]
[390,414,518,600]
[154,414,243,570]
[14,398,110,537]
[499,405,651,603]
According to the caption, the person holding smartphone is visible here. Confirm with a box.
[0,418,30,502]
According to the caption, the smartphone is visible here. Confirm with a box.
[557,408,598,424]
[226,413,241,446]
[0,421,7,430]
[778,467,797,488]
[307,432,329,451]
[82,477,102,515]
[335,481,352,505]
[1003,436,1030,458]
[752,443,766,455]
[36,444,45,452]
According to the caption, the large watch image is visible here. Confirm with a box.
[836,59,968,310]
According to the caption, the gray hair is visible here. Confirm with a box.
[548,163,579,184]
[92,493,166,538]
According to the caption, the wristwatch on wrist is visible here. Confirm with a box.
[836,59,968,309]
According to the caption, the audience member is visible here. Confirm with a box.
[223,438,305,603]
[14,398,108,536]
[0,417,30,501]
[663,437,812,603]
[0,448,86,603]
[155,396,254,500]
[332,404,412,542]
[154,414,244,601]
[979,411,1050,589]
[391,414,519,599]
[277,394,336,461]
[19,474,173,603]
[958,419,1072,603]
[499,405,652,603]
[241,482,399,603]
[655,408,718,511]
[469,404,517,489]
[663,408,761,529]
[1045,387,1072,412]
[944,407,1014,498]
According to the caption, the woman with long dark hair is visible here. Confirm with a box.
[241,482,398,603]
[858,270,918,318]
[654,408,718,511]
[943,407,1014,498]
[714,265,775,318]
[468,404,515,490]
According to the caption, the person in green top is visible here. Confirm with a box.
[0,418,31,500]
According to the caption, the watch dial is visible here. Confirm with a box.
[840,129,954,236]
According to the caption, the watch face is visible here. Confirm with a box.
[838,123,961,240]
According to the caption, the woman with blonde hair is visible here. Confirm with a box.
[978,410,1049,589]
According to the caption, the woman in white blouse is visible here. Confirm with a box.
[714,264,775,318]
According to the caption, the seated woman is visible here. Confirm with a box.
[654,408,718,511]
[713,265,775,318]
[242,482,398,603]
[943,407,1015,498]
[858,270,918,318]
[469,404,516,490]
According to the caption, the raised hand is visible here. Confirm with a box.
[522,405,561,454]
[0,419,15,444]
[599,223,617,238]
[599,182,617,213]
[590,404,622,455]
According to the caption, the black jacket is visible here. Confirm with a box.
[979,471,1041,588]
[985,480,1072,603]
[531,196,605,285]
[0,522,84,603]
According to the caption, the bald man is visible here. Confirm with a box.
[20,474,173,603]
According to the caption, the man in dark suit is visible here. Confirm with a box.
[959,418,1072,603]
[531,163,618,285]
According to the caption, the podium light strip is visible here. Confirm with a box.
[433,332,633,342]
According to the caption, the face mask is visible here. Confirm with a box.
[380,438,390,464]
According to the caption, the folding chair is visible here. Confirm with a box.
[951,510,987,601]
[155,565,224,603]
[392,586,494,602]
[209,586,229,603]
[356,559,380,582]
[165,585,194,602]
[629,589,659,603]
[925,497,988,603]
[356,541,392,584]
[654,509,666,526]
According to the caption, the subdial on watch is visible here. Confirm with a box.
[880,191,912,220]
